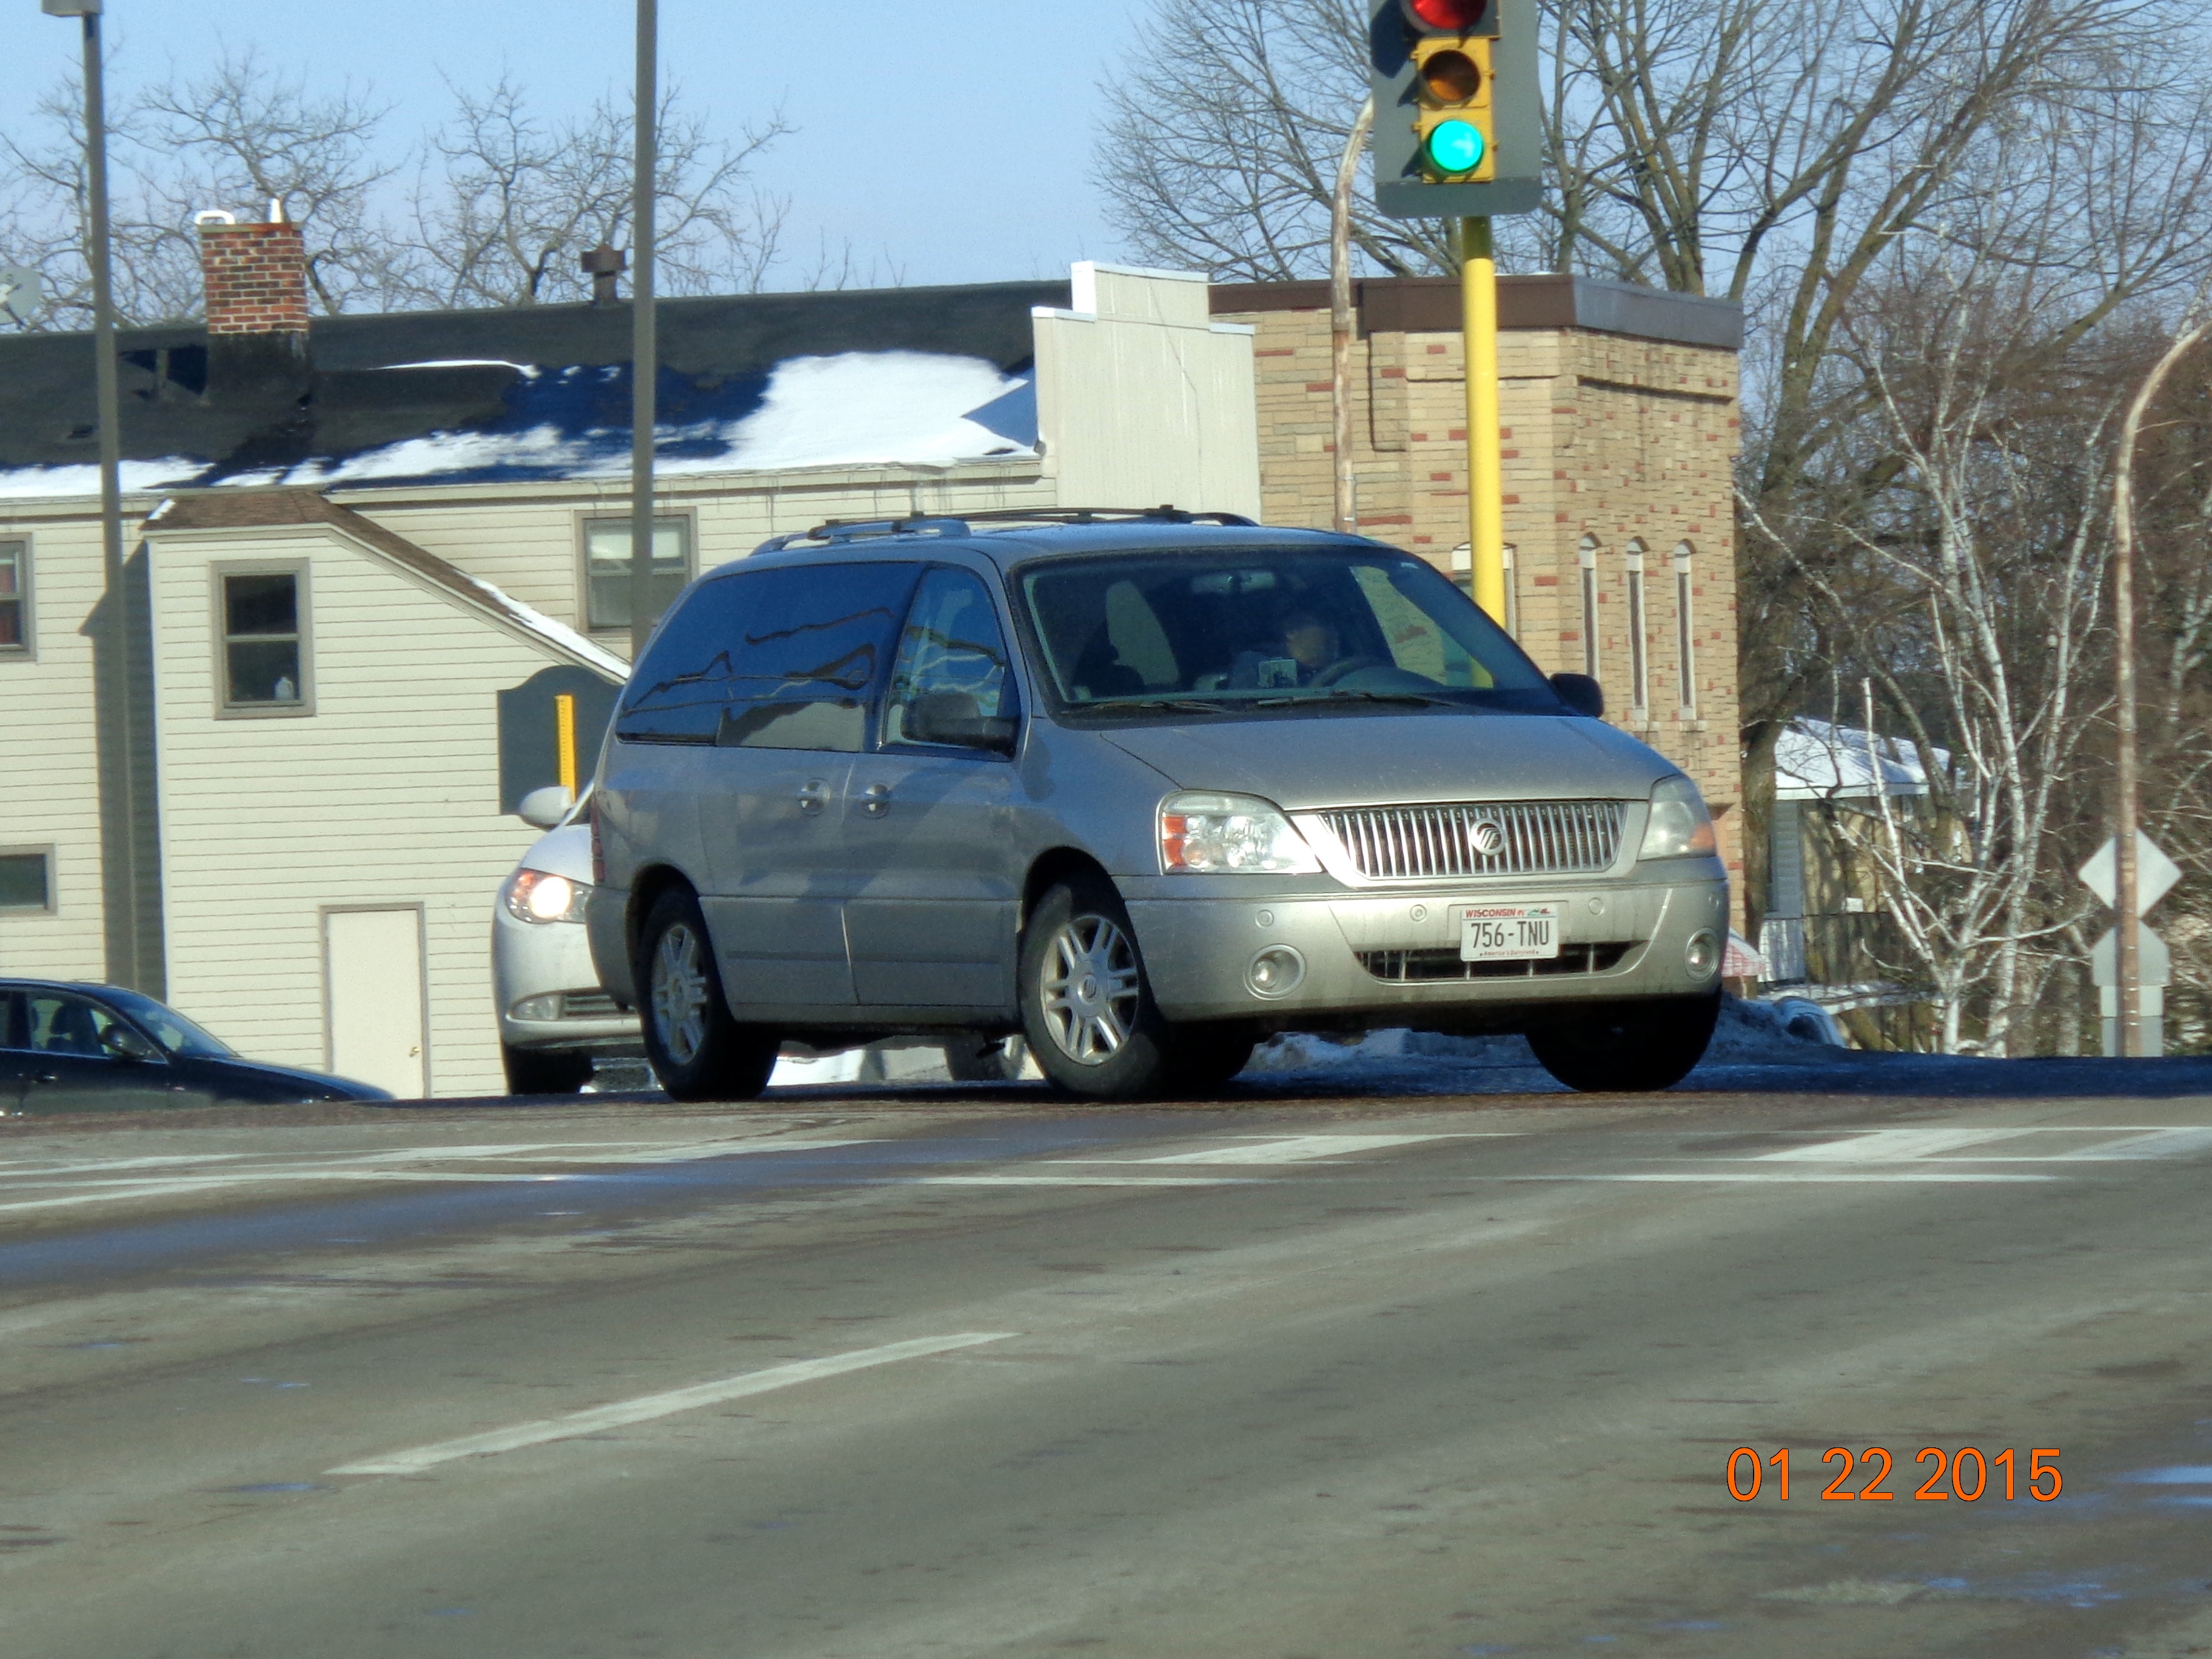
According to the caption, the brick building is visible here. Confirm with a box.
[1213,275,1748,920]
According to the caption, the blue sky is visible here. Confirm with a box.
[6,0,1155,289]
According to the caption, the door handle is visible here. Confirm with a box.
[859,782,893,818]
[32,1073,58,1085]
[796,779,830,816]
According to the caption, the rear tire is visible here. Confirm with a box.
[1526,991,1720,1093]
[501,1045,594,1096]
[635,887,778,1102]
[1018,879,1171,1100]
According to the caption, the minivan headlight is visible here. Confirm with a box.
[1638,775,1717,860]
[503,868,589,923]
[1159,792,1321,874]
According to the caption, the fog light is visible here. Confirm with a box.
[511,994,561,1021]
[1684,930,1719,975]
[1247,945,1306,999]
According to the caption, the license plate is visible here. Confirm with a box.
[1459,902,1561,962]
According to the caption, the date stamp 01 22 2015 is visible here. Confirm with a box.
[1726,1447,2062,1503]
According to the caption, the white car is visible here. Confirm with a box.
[492,788,643,1093]
[492,788,1020,1094]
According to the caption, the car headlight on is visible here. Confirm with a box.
[1159,792,1322,874]
[1638,775,1717,860]
[503,868,589,923]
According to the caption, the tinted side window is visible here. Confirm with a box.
[884,567,1016,745]
[720,563,919,753]
[614,574,754,744]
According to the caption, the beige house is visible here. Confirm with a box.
[1214,276,1748,923]
[0,227,1261,1096]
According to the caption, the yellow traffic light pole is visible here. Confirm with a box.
[1460,216,1506,626]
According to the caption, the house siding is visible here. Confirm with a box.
[0,512,127,982]
[149,522,585,1096]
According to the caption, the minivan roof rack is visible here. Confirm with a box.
[756,504,1260,554]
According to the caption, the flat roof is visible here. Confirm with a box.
[1210,273,1743,352]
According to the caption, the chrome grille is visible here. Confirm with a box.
[559,991,623,1020]
[1312,800,1624,882]
[1358,943,1637,982]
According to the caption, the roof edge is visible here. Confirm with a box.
[1210,273,1743,351]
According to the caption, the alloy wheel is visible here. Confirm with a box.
[651,922,710,1066]
[1039,913,1142,1065]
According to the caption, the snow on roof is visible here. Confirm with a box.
[0,350,1037,498]
[1775,717,1943,800]
[0,457,210,501]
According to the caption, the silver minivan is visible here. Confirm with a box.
[585,510,1728,1101]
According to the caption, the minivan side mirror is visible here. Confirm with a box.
[517,785,574,830]
[1549,672,1604,719]
[905,691,1017,755]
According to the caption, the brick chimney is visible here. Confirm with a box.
[196,210,311,402]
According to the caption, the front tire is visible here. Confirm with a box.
[501,1045,594,1096]
[1018,879,1171,1100]
[1526,991,1720,1092]
[635,887,778,1102]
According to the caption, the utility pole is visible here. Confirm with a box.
[628,0,659,663]
[1329,95,1375,537]
[2109,313,2210,1054]
[44,0,146,990]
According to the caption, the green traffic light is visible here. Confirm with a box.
[1426,119,1486,175]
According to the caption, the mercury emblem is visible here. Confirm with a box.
[1469,820,1505,856]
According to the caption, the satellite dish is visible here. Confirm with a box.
[0,267,45,327]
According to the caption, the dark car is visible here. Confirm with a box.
[0,979,394,1112]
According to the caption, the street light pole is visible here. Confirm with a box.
[2110,312,2210,1056]
[627,0,659,664]
[44,0,143,990]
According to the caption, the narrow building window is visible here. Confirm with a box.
[219,568,310,712]
[1577,536,1599,678]
[583,515,693,633]
[1674,543,1696,711]
[0,848,53,912]
[1626,541,1648,712]
[0,540,27,653]
[1501,543,1518,638]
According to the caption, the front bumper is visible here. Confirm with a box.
[492,910,641,1054]
[1125,863,1727,1028]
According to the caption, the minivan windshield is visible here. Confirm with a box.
[1017,547,1562,716]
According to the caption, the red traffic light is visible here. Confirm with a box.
[1401,0,1489,30]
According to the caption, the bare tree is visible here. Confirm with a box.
[136,49,399,313]
[391,75,791,309]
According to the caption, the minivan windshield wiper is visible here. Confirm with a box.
[1252,689,1460,709]
[1073,697,1235,716]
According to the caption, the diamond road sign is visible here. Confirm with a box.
[2079,831,2180,914]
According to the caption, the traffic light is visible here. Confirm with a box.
[1370,0,1541,220]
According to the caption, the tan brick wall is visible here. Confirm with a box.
[1224,305,1748,920]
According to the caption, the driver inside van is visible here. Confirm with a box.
[1228,611,1344,690]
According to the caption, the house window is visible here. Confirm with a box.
[219,567,310,712]
[1501,543,1518,638]
[0,848,52,912]
[1626,541,1649,713]
[1577,537,1599,678]
[1673,543,1695,711]
[583,515,692,634]
[0,540,26,653]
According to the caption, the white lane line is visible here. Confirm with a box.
[326,1332,1016,1476]
[910,1175,1256,1187]
[1756,1126,2212,1163]
[499,1138,877,1165]
[1487,1171,2056,1184]
[0,1153,260,1176]
[1057,1133,1517,1166]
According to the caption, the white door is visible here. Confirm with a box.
[324,907,427,1098]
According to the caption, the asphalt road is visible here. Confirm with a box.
[5,1063,2212,1659]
